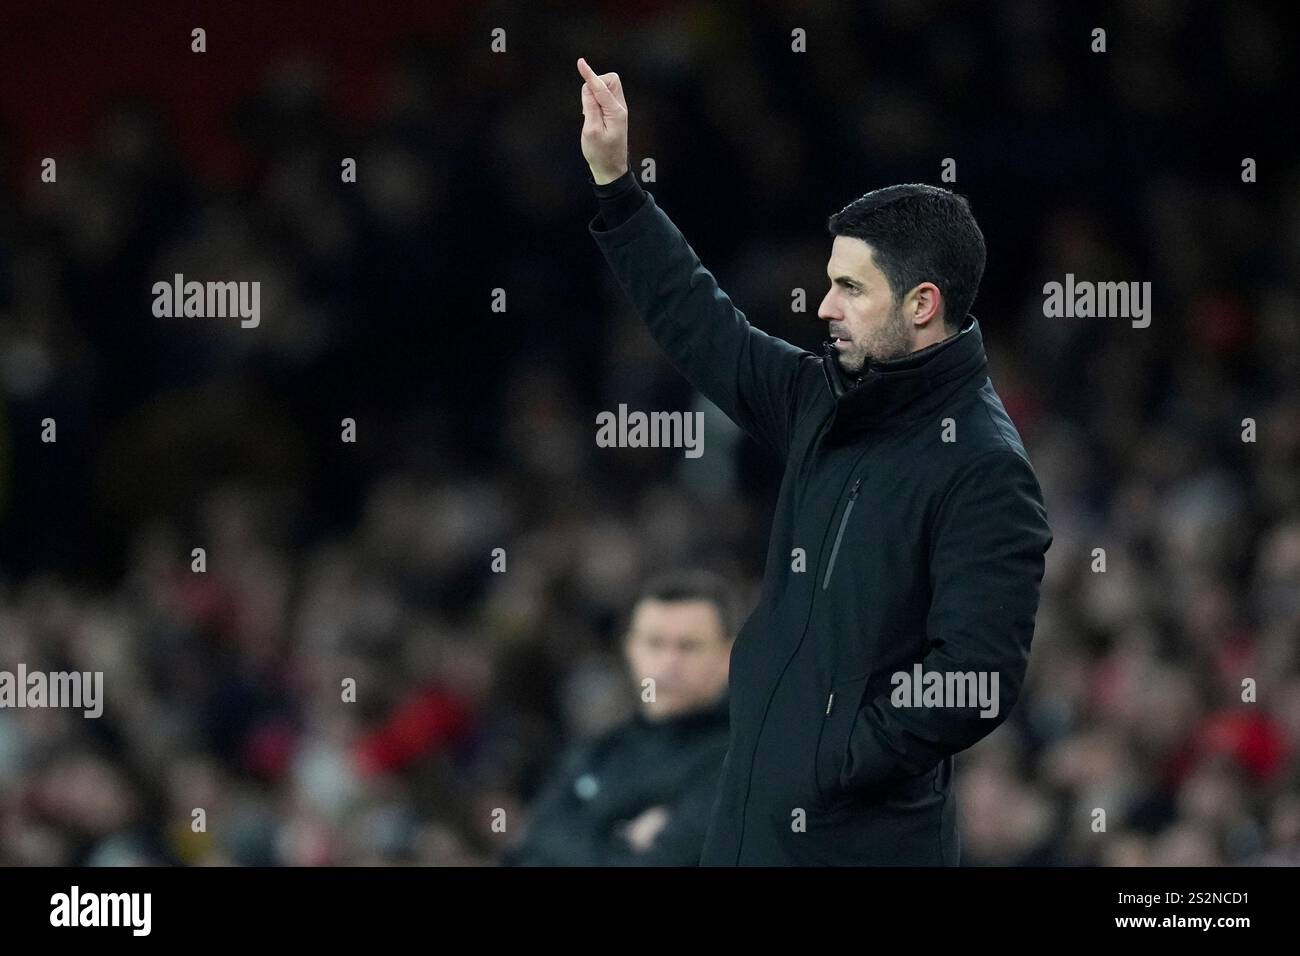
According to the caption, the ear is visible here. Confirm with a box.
[907,281,944,329]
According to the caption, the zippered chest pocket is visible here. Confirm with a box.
[821,475,863,590]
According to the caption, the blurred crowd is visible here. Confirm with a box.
[0,0,1297,865]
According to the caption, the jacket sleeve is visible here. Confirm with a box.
[589,190,823,461]
[839,450,1052,798]
[503,737,725,867]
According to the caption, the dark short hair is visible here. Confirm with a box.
[826,183,986,333]
[624,569,739,643]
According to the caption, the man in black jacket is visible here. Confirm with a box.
[503,570,733,866]
[577,59,1052,865]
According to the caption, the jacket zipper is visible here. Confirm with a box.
[821,476,862,590]
[731,425,867,862]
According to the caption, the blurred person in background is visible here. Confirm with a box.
[501,569,733,865]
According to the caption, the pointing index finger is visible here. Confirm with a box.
[577,57,617,108]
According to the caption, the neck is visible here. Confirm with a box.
[911,322,957,354]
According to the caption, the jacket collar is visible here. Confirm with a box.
[821,316,988,436]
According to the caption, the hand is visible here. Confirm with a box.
[619,805,670,853]
[577,57,629,185]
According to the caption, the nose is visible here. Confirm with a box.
[817,289,839,322]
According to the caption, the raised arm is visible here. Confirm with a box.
[578,58,822,460]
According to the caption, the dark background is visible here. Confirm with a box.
[0,0,1296,865]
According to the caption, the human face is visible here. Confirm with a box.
[624,599,731,720]
[818,235,915,375]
